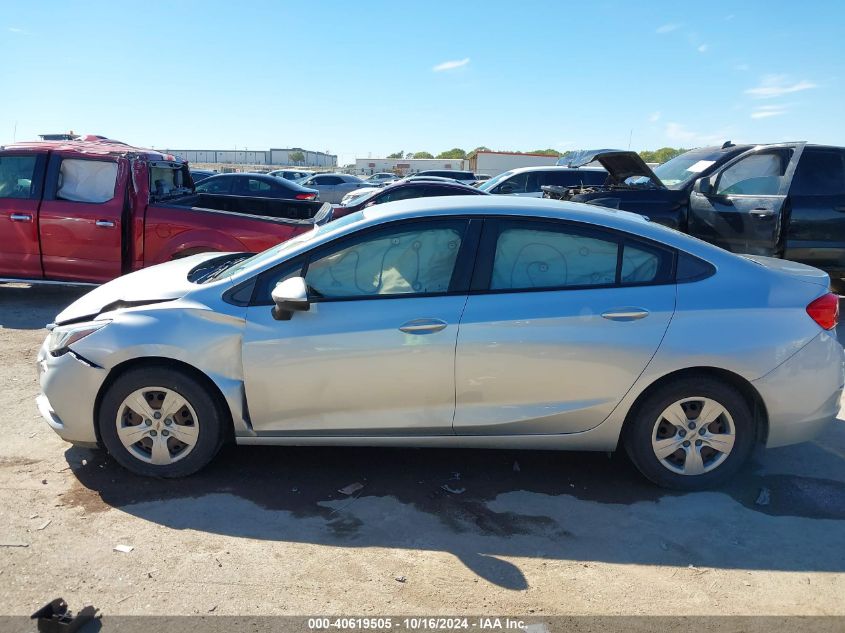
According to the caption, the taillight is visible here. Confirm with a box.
[295,193,316,200]
[806,293,839,330]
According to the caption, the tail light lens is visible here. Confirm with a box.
[295,193,316,200]
[806,293,839,330]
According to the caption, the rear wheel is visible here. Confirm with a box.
[99,366,226,477]
[624,377,755,490]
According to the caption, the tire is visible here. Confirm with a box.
[623,377,755,490]
[98,365,226,477]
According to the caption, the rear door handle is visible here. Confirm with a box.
[752,207,775,219]
[9,213,32,222]
[95,219,115,228]
[399,318,448,334]
[601,308,649,321]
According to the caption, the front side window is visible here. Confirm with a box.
[196,177,232,194]
[0,155,37,199]
[716,150,791,196]
[57,159,118,203]
[305,221,466,298]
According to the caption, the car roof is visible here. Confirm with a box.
[358,195,737,260]
[1,138,182,162]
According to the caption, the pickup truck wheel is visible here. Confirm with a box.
[623,377,755,490]
[98,366,225,477]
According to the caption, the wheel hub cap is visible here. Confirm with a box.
[651,397,736,476]
[115,386,199,466]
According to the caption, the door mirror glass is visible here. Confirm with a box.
[694,176,712,195]
[271,276,310,320]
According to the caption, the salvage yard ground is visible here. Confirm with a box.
[0,284,844,615]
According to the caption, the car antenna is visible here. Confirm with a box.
[721,140,735,149]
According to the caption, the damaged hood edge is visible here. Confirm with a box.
[565,149,665,188]
[53,253,227,325]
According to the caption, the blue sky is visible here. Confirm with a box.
[1,0,843,164]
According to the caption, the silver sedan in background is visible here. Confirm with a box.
[36,197,844,489]
[299,172,370,203]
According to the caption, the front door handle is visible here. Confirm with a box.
[752,207,775,219]
[399,318,448,334]
[95,219,116,228]
[9,213,32,222]
[601,308,649,322]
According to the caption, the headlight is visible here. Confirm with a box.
[48,321,110,356]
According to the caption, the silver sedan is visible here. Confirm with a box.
[299,173,370,204]
[36,197,844,489]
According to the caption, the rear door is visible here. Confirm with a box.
[783,148,845,276]
[39,153,126,282]
[0,151,47,279]
[688,143,804,256]
[454,218,676,435]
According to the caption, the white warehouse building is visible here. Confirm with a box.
[355,157,467,176]
[162,147,337,168]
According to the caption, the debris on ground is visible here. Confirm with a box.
[337,482,364,496]
[513,461,521,472]
[30,598,97,632]
[113,544,134,554]
[441,484,466,495]
[0,542,29,548]
[41,479,47,485]
[755,487,771,506]
[208,605,218,612]
[36,519,51,531]
[394,575,407,583]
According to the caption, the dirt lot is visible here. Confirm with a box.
[1,283,844,617]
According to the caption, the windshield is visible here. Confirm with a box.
[652,149,723,189]
[344,189,379,206]
[215,211,366,280]
[477,170,515,192]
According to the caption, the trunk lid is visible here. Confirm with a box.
[742,255,831,288]
[564,149,666,188]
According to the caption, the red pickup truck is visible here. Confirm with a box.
[0,137,330,284]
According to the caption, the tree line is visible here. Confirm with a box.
[383,147,688,163]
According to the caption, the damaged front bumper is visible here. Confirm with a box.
[36,338,107,447]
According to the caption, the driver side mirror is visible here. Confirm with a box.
[271,276,310,321]
[694,176,713,195]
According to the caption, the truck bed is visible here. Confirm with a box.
[162,193,331,223]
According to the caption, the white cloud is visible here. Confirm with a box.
[751,105,788,119]
[745,74,817,98]
[697,44,708,53]
[665,122,730,146]
[656,23,681,34]
[432,58,470,72]
[649,111,661,123]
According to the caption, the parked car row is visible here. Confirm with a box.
[543,142,845,288]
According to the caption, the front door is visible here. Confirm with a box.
[0,152,47,279]
[688,143,804,256]
[38,153,126,282]
[783,147,845,276]
[454,218,676,435]
[242,217,477,435]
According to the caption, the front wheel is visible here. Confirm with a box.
[624,377,755,490]
[99,366,226,477]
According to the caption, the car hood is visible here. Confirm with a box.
[53,253,224,325]
[565,149,665,188]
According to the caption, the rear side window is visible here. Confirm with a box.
[247,178,273,192]
[676,252,716,282]
[0,155,38,199]
[791,150,845,196]
[483,220,673,291]
[196,177,232,194]
[57,159,118,203]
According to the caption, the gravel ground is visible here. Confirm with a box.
[0,283,844,618]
